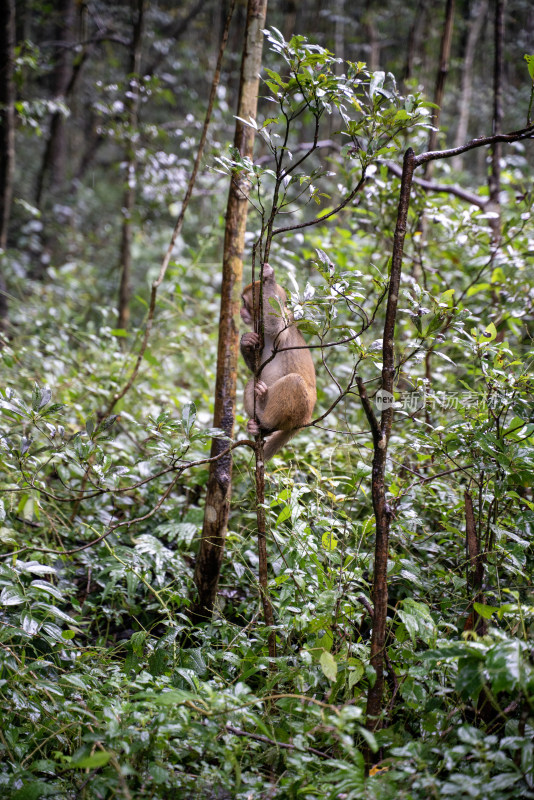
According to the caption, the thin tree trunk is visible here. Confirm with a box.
[464,490,487,635]
[191,0,268,622]
[488,0,504,245]
[35,0,82,206]
[363,2,380,72]
[0,0,16,335]
[256,435,276,657]
[356,117,534,768]
[282,0,297,40]
[117,0,144,331]
[38,0,75,204]
[452,0,489,169]
[403,0,428,85]
[425,0,455,178]
[360,148,416,748]
[334,0,344,75]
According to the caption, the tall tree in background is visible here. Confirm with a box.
[403,0,428,84]
[0,0,15,334]
[488,0,504,244]
[425,0,455,178]
[35,0,76,205]
[452,0,489,167]
[117,0,145,331]
[192,0,268,621]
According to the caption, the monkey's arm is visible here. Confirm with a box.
[240,331,261,372]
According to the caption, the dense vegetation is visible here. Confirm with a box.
[0,1,533,798]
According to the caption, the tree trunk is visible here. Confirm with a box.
[334,0,344,74]
[361,148,415,751]
[35,0,75,205]
[117,0,144,331]
[191,0,268,622]
[452,0,489,169]
[488,0,504,245]
[464,490,487,636]
[425,0,455,178]
[0,0,16,335]
[363,1,380,72]
[35,0,91,206]
[403,0,428,85]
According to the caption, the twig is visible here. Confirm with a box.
[272,174,366,237]
[226,723,333,760]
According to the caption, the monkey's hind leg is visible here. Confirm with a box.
[258,373,312,432]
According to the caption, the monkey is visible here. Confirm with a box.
[240,263,316,461]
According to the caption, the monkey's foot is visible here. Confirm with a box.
[254,380,268,398]
[247,419,260,435]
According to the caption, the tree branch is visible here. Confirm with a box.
[414,124,534,167]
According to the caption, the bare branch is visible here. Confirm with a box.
[384,160,485,207]
[414,124,534,168]
[226,723,333,760]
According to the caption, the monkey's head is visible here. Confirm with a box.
[241,263,288,333]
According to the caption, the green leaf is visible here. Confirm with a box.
[129,630,147,657]
[0,586,25,605]
[440,288,455,307]
[41,402,65,416]
[31,384,42,411]
[135,689,197,706]
[38,387,52,409]
[69,751,112,769]
[148,649,169,677]
[473,602,500,620]
[479,322,497,344]
[100,414,119,431]
[456,656,484,702]
[12,782,58,800]
[276,505,291,525]
[348,659,364,689]
[143,349,161,367]
[369,70,385,98]
[182,402,196,435]
[321,531,338,550]
[466,283,490,297]
[31,579,64,600]
[525,54,534,81]
[0,526,17,544]
[320,649,338,681]
[19,561,57,575]
[487,640,522,693]
[397,598,436,645]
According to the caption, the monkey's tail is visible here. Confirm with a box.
[263,429,297,461]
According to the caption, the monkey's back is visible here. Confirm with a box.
[260,326,316,417]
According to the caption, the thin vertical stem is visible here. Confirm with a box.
[364,148,415,755]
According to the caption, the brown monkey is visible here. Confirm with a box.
[240,263,316,460]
